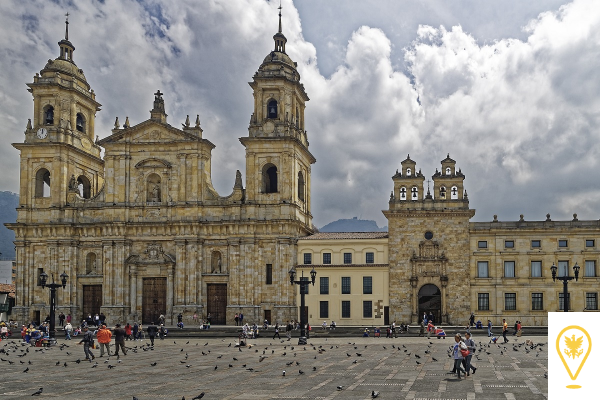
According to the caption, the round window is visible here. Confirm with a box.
[424,231,433,240]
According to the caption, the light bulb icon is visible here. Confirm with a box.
[556,325,592,389]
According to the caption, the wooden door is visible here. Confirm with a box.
[264,310,271,325]
[142,278,166,324]
[83,285,102,322]
[207,284,227,325]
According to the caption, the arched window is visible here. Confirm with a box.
[211,251,222,273]
[267,100,278,119]
[439,186,447,199]
[76,113,86,133]
[35,168,51,197]
[298,171,305,201]
[77,175,91,199]
[44,106,54,125]
[262,163,278,193]
[86,252,97,274]
[400,187,407,201]
[451,185,459,200]
[406,168,412,176]
[445,167,451,175]
[146,173,162,203]
[411,186,418,200]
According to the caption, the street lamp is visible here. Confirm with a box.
[40,271,68,341]
[550,262,579,312]
[289,267,317,345]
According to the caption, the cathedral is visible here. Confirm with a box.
[8,13,600,327]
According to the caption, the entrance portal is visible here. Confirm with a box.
[207,284,227,325]
[142,278,166,324]
[418,284,441,324]
[83,285,102,323]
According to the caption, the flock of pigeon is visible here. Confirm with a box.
[0,335,547,398]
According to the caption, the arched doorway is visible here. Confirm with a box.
[418,284,441,324]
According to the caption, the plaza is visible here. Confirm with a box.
[0,335,547,399]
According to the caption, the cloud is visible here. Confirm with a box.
[0,0,599,228]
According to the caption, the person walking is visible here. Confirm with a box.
[273,323,281,339]
[113,323,127,358]
[487,320,492,337]
[58,312,65,327]
[132,322,139,341]
[469,312,475,328]
[234,313,239,326]
[147,322,158,346]
[512,320,519,336]
[78,326,95,361]
[452,334,467,379]
[158,324,167,340]
[96,324,112,357]
[64,322,73,340]
[462,332,477,376]
[125,323,132,340]
[502,319,509,343]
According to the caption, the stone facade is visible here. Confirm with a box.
[8,17,314,326]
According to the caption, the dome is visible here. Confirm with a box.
[261,51,296,69]
[42,58,87,83]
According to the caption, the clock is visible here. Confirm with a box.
[36,128,48,139]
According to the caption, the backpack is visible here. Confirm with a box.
[459,341,469,357]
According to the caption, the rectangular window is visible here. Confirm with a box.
[319,301,329,319]
[303,253,312,264]
[559,293,571,311]
[363,276,373,294]
[477,261,489,278]
[531,261,542,277]
[505,240,514,248]
[505,293,517,310]
[343,253,352,264]
[363,301,373,318]
[558,260,569,277]
[300,276,309,295]
[322,253,331,264]
[319,277,329,295]
[504,261,516,278]
[365,252,375,264]
[341,301,351,318]
[531,240,541,248]
[586,239,595,248]
[341,277,351,294]
[478,293,489,311]
[585,260,596,277]
[477,241,488,249]
[531,293,544,310]
[266,264,273,285]
[558,239,568,248]
[586,293,598,310]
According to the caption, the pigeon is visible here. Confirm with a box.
[282,370,286,376]
[191,392,205,400]
[416,361,421,365]
[299,369,304,374]
[31,388,43,396]
[337,386,343,390]
[23,367,29,373]
[372,391,380,398]
[92,364,98,368]
[108,364,115,369]
[150,362,157,366]
[432,357,438,362]
[186,365,191,368]
[214,365,218,370]
[312,366,317,371]
[415,354,421,358]
[228,364,233,368]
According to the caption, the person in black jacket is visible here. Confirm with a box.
[147,323,158,346]
[78,326,95,361]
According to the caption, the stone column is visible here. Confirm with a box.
[410,276,418,324]
[129,265,137,318]
[167,264,174,321]
[175,240,186,305]
[440,276,449,324]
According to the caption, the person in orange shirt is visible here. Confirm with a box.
[502,319,509,343]
[96,324,112,357]
[427,321,434,339]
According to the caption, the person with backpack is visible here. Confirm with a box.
[64,322,73,340]
[272,323,281,339]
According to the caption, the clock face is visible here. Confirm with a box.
[36,128,48,139]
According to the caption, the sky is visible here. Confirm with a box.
[0,0,599,229]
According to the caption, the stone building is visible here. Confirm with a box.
[7,14,600,328]
[8,14,314,325]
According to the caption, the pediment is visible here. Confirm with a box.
[135,158,172,169]
[98,120,201,145]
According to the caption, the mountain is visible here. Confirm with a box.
[319,217,387,232]
[0,191,18,259]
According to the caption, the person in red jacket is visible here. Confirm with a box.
[96,324,112,357]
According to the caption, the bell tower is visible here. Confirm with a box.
[240,5,316,228]
[15,15,104,209]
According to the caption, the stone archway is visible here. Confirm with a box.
[418,284,441,325]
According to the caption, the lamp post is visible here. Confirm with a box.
[550,262,579,312]
[40,271,68,340]
[289,267,316,345]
